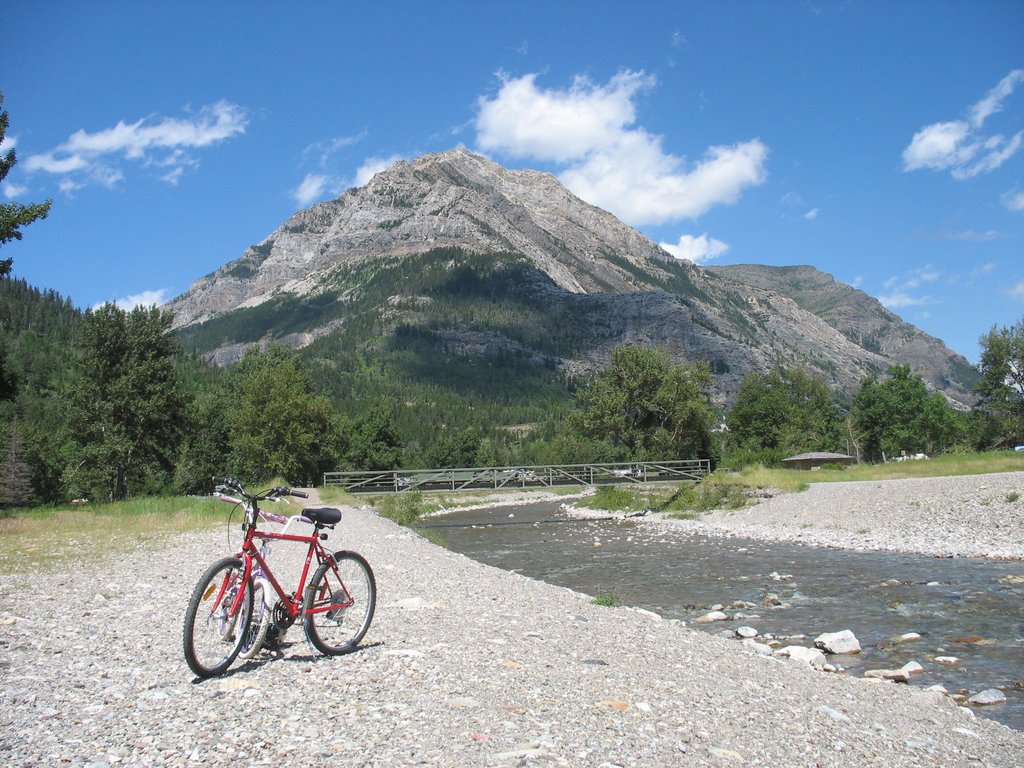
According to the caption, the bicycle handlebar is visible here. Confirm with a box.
[211,477,309,501]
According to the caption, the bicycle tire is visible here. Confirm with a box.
[302,551,376,655]
[183,557,253,678]
[238,577,272,659]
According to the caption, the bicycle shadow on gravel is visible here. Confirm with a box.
[188,640,385,684]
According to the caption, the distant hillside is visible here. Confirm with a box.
[704,264,979,403]
[0,278,81,395]
[166,149,979,410]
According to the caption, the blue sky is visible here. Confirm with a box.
[2,1,1022,362]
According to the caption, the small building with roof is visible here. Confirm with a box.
[781,451,855,471]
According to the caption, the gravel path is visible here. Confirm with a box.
[2,483,1023,767]
[657,472,1024,560]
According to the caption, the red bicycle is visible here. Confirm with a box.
[183,477,376,678]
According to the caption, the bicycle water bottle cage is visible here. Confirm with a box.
[302,507,342,526]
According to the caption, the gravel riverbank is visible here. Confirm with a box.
[655,472,1024,561]
[2,481,1024,767]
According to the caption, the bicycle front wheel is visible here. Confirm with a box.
[302,551,376,655]
[239,577,272,660]
[183,557,253,678]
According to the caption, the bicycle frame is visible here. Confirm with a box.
[232,500,355,624]
[239,526,331,622]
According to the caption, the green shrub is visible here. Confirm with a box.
[723,447,784,470]
[1007,491,1021,503]
[592,591,621,607]
[585,485,641,511]
[378,491,427,526]
[663,481,749,516]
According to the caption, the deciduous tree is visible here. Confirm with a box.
[569,346,716,461]
[341,401,404,471]
[726,367,843,464]
[425,426,481,468]
[852,364,960,461]
[976,319,1024,447]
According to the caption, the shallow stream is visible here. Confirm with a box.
[418,500,1024,730]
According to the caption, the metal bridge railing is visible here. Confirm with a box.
[323,460,711,495]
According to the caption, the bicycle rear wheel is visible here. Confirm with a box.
[302,551,376,655]
[183,557,253,678]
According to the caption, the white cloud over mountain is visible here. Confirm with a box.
[659,233,730,263]
[474,70,768,226]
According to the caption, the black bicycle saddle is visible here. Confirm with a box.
[302,507,342,526]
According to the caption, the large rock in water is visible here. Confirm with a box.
[814,630,862,655]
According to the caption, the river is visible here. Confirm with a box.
[417,500,1024,731]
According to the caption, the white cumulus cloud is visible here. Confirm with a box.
[475,71,768,226]
[970,69,1024,127]
[903,70,1024,179]
[95,289,170,312]
[302,133,366,168]
[3,181,28,199]
[659,233,730,263]
[1010,281,1024,300]
[477,71,652,163]
[24,101,248,192]
[878,290,931,309]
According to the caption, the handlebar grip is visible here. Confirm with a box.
[290,489,308,499]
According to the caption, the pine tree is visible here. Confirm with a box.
[62,304,185,500]
[0,420,34,510]
[0,91,53,274]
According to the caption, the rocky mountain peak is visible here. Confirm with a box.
[165,149,977,408]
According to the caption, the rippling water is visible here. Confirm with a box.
[418,500,1024,730]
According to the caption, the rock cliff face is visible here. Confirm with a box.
[166,148,977,407]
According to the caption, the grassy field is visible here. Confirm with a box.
[0,496,228,574]
[718,450,1024,492]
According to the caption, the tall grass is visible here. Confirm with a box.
[376,492,429,526]
[576,481,752,517]
[0,496,227,574]
[317,485,361,507]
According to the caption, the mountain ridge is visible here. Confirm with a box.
[166,148,977,408]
